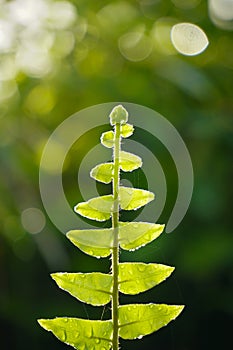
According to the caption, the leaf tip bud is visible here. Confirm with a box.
[109,104,128,125]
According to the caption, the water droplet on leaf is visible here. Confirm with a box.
[145,233,151,241]
[60,330,67,342]
[137,264,146,272]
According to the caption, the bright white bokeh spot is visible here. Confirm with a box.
[208,0,233,30]
[19,28,55,52]
[16,48,53,77]
[118,30,152,62]
[0,0,78,84]
[209,0,233,21]
[171,22,209,56]
[46,1,77,29]
[21,208,46,234]
[0,20,16,52]
[7,0,48,27]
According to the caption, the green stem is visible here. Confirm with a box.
[111,123,121,350]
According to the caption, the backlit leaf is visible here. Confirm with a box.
[38,318,113,350]
[119,304,184,339]
[119,186,154,210]
[101,130,114,148]
[74,195,114,221]
[119,222,164,250]
[51,272,112,306]
[90,162,113,183]
[120,123,134,138]
[120,151,142,171]
[118,263,174,294]
[67,228,113,258]
[110,104,128,125]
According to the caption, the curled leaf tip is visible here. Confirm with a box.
[110,104,128,125]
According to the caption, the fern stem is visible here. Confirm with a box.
[111,123,121,350]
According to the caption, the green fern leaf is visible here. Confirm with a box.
[119,304,184,340]
[118,263,174,295]
[119,222,164,250]
[100,130,114,148]
[38,318,113,350]
[38,105,185,349]
[67,223,164,257]
[67,228,113,258]
[120,123,134,138]
[120,151,142,172]
[75,195,114,221]
[90,162,113,183]
[51,272,112,306]
[119,186,154,210]
[110,104,128,125]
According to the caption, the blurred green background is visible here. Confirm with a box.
[0,0,232,349]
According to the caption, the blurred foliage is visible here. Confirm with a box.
[0,0,232,349]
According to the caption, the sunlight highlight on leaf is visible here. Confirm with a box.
[120,123,134,138]
[51,272,112,305]
[100,130,114,148]
[119,263,174,294]
[90,162,113,183]
[67,228,113,257]
[119,222,164,250]
[120,151,142,172]
[74,195,114,221]
[38,318,113,350]
[119,186,154,210]
[119,304,184,339]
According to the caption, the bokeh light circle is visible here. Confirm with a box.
[21,207,46,234]
[171,22,209,56]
